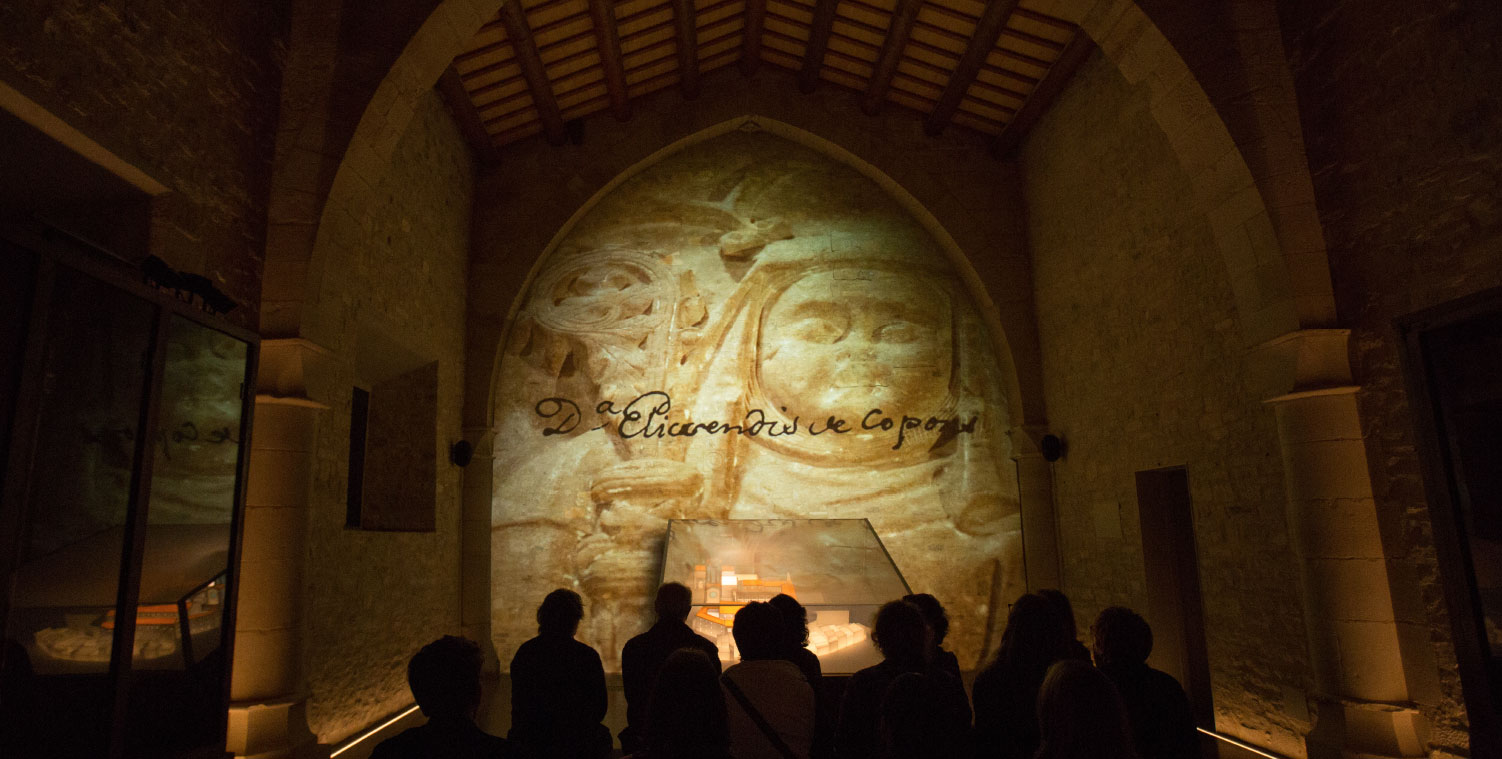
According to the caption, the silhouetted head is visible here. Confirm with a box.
[655,582,693,622]
[732,601,784,660]
[994,593,1066,671]
[902,593,950,647]
[407,636,484,719]
[1037,588,1078,640]
[1091,606,1153,668]
[646,648,728,758]
[872,600,929,666]
[768,593,809,648]
[1035,660,1138,759]
[537,588,584,637]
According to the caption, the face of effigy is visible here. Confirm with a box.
[758,269,952,426]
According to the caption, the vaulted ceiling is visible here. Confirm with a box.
[439,0,1093,160]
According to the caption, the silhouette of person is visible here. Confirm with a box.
[620,582,721,753]
[837,600,970,759]
[626,648,730,759]
[902,593,962,680]
[1037,589,1091,662]
[370,636,512,759]
[876,670,966,759]
[508,589,611,759]
[721,601,815,759]
[768,593,833,759]
[1091,607,1199,759]
[1034,659,1139,759]
[971,593,1070,759]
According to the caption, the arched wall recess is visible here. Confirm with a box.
[487,123,1026,673]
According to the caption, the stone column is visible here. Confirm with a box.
[1259,330,1430,759]
[226,340,328,759]
[1010,425,1061,591]
[459,426,495,669]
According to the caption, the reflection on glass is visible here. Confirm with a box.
[128,316,246,754]
[660,519,911,673]
[1,268,155,756]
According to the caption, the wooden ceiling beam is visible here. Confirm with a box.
[799,0,841,93]
[496,1,567,146]
[436,66,502,164]
[587,0,632,121]
[742,0,767,75]
[669,0,701,99]
[860,0,923,116]
[924,0,1019,135]
[992,30,1094,159]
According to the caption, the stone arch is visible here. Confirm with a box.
[1060,0,1315,347]
[300,0,1324,419]
[484,121,1032,671]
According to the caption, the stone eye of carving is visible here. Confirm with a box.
[789,316,848,344]
[874,321,922,344]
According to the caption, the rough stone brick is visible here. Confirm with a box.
[1024,48,1313,751]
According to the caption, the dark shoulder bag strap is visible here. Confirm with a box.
[722,674,800,759]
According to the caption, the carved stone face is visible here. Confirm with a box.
[758,269,952,424]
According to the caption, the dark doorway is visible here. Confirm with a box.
[1135,467,1215,729]
[1399,287,1502,757]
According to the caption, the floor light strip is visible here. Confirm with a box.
[329,704,422,758]
[1196,727,1288,759]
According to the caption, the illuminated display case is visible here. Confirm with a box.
[9,525,229,674]
[660,519,911,674]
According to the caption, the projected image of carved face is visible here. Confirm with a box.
[489,127,1022,674]
[759,270,951,425]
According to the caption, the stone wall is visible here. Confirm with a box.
[0,0,286,330]
[1024,50,1313,756]
[301,90,473,743]
[1279,0,1502,753]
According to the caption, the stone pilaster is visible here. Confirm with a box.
[1010,425,1061,592]
[459,426,496,670]
[227,339,329,759]
[1259,330,1429,758]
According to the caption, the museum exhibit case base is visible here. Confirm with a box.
[660,519,911,674]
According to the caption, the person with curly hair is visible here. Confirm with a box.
[836,600,970,759]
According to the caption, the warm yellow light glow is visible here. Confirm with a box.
[329,704,421,758]
[1197,727,1286,759]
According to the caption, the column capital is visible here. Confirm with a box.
[256,337,333,407]
[1248,328,1356,401]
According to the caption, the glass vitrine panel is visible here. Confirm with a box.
[660,519,911,674]
[2,266,156,756]
[124,315,246,755]
[1,261,253,759]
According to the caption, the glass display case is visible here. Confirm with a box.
[10,525,229,674]
[0,233,255,759]
[660,519,911,674]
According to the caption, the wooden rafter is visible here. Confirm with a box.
[861,0,923,116]
[437,65,502,163]
[799,0,841,93]
[992,30,1094,158]
[742,0,768,75]
[669,0,700,99]
[587,0,631,121]
[496,1,566,145]
[924,0,1019,135]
